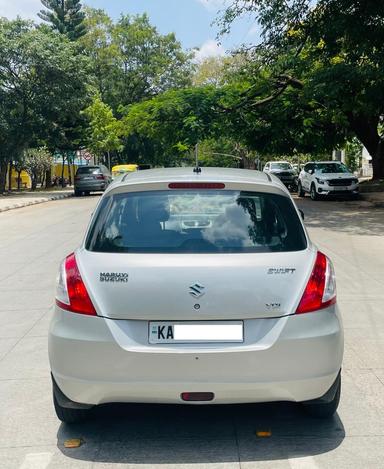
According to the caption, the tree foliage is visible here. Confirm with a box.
[220,0,384,178]
[83,94,123,158]
[23,147,53,190]
[0,18,91,191]
[80,9,194,110]
[121,87,225,162]
[39,0,86,40]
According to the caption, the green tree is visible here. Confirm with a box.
[84,94,123,166]
[198,139,248,168]
[79,8,118,99]
[121,87,225,161]
[220,0,384,178]
[345,139,362,173]
[79,10,193,111]
[0,19,91,192]
[112,14,193,105]
[193,55,248,87]
[24,147,52,190]
[38,0,86,40]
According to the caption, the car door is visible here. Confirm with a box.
[301,164,312,191]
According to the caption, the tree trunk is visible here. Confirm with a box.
[67,154,72,186]
[0,159,8,193]
[17,170,22,190]
[61,154,65,188]
[8,161,13,191]
[348,114,384,179]
[31,171,37,191]
[45,168,52,189]
[372,140,384,180]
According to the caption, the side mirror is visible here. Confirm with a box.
[299,209,305,221]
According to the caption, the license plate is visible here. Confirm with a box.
[335,187,349,191]
[83,176,93,180]
[149,321,244,344]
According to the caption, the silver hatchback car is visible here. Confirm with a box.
[49,168,343,423]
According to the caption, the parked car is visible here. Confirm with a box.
[50,167,343,423]
[74,165,112,196]
[297,161,359,200]
[263,161,297,191]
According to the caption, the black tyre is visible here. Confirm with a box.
[303,374,341,418]
[74,190,81,197]
[53,393,91,424]
[310,184,319,201]
[297,182,305,198]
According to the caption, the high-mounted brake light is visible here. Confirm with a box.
[181,392,214,402]
[55,253,97,316]
[168,182,225,189]
[296,251,336,314]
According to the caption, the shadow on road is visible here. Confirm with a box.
[57,402,345,464]
[296,197,384,236]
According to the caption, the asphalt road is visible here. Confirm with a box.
[0,194,384,469]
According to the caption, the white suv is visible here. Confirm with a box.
[298,161,359,200]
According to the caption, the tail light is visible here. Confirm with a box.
[55,253,97,316]
[296,251,336,314]
[95,174,105,180]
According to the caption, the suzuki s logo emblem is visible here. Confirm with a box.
[189,282,205,298]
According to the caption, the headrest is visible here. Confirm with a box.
[137,196,170,223]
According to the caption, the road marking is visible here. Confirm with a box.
[288,456,319,469]
[19,452,53,469]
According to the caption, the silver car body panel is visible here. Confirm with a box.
[49,305,343,405]
[49,167,343,406]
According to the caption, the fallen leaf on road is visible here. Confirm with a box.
[64,438,83,448]
[256,430,272,437]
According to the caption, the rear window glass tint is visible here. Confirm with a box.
[76,167,101,175]
[86,190,307,253]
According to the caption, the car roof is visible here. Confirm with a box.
[107,167,288,192]
[307,161,342,164]
[267,161,291,164]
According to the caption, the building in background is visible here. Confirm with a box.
[333,148,372,177]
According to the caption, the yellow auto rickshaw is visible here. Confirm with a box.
[111,164,138,179]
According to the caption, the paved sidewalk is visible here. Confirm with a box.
[0,189,73,213]
[360,191,384,207]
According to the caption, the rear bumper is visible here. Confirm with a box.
[49,307,343,406]
[75,182,106,191]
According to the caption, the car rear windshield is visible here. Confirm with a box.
[76,166,101,175]
[86,190,307,253]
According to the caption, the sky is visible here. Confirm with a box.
[0,0,261,60]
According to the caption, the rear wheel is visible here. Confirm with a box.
[53,393,91,424]
[74,190,81,197]
[310,184,319,201]
[303,373,341,418]
[297,181,305,197]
